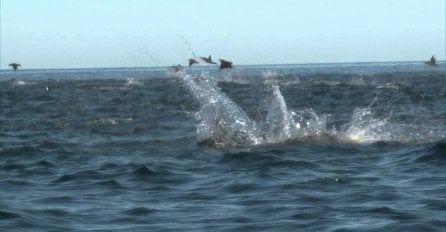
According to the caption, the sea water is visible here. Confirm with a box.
[1,62,445,231]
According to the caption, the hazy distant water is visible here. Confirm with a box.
[1,62,445,231]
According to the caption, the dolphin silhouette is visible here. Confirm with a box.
[189,58,199,67]
[172,64,182,73]
[219,59,233,70]
[8,63,21,71]
[425,55,438,66]
[200,55,217,64]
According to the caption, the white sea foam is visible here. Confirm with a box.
[339,107,391,143]
[125,77,143,86]
[10,80,35,86]
[93,117,133,125]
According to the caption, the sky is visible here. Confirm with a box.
[1,0,445,69]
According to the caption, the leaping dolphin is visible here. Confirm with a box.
[431,55,436,63]
[200,55,217,64]
[425,55,437,66]
[172,64,182,73]
[8,63,21,71]
[219,59,233,70]
[189,58,199,67]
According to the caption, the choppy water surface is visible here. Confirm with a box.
[1,62,445,231]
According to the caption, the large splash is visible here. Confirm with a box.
[339,107,391,143]
[181,73,263,146]
[178,71,443,147]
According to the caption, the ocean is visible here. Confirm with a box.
[1,62,445,231]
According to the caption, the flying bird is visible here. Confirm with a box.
[189,58,199,67]
[219,59,233,70]
[200,55,217,64]
[8,63,21,71]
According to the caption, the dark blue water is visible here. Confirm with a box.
[1,62,445,231]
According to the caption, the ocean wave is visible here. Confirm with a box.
[122,207,157,216]
[1,64,446,231]
[413,141,446,165]
[0,210,21,219]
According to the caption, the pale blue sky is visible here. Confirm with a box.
[1,0,445,69]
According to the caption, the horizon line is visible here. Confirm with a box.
[0,59,443,71]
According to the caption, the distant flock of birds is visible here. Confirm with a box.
[171,55,233,73]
